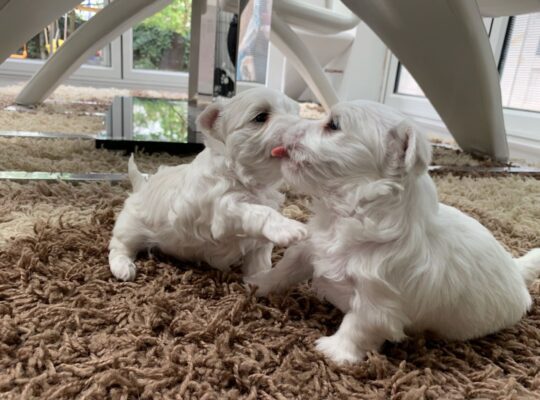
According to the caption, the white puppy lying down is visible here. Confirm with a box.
[109,88,307,281]
[246,101,540,364]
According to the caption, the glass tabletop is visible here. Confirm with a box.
[96,96,206,155]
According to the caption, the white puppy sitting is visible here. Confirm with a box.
[246,101,540,364]
[109,88,307,281]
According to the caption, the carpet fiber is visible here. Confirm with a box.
[1,176,539,399]
[0,84,540,399]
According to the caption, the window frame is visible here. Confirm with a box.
[0,0,123,83]
[381,16,540,157]
[120,29,189,91]
[0,1,189,92]
[0,39,123,83]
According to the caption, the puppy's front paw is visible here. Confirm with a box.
[263,219,308,247]
[110,256,137,281]
[315,335,366,365]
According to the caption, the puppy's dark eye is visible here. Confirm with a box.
[253,112,269,123]
[326,118,340,131]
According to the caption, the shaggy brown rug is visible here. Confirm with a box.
[0,174,539,399]
[1,84,540,399]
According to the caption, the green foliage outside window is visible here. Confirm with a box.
[14,0,191,70]
[133,0,191,71]
[132,99,188,142]
[142,0,191,37]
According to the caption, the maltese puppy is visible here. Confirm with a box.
[246,100,540,364]
[109,88,307,281]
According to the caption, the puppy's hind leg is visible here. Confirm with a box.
[109,211,147,281]
[244,241,313,296]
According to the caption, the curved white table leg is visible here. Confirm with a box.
[271,13,340,110]
[0,0,83,65]
[16,0,171,106]
[341,0,508,161]
[283,29,355,100]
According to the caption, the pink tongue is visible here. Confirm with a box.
[271,146,288,158]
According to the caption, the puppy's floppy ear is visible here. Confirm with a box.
[386,120,431,176]
[197,102,224,142]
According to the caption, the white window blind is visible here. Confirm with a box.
[394,13,540,114]
[500,13,540,112]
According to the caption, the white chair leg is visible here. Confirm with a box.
[341,0,508,161]
[271,12,340,110]
[0,0,83,65]
[16,0,172,106]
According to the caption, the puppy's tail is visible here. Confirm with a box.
[128,154,146,192]
[516,248,540,285]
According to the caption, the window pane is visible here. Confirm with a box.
[10,1,110,66]
[394,14,540,114]
[395,17,491,98]
[500,14,540,112]
[395,65,425,97]
[132,0,191,72]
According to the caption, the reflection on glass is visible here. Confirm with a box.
[132,0,191,72]
[500,14,540,113]
[236,0,272,83]
[10,0,110,66]
[98,97,204,155]
[132,98,188,142]
[213,9,237,97]
[0,171,126,182]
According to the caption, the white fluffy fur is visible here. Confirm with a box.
[246,100,540,364]
[109,88,307,281]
